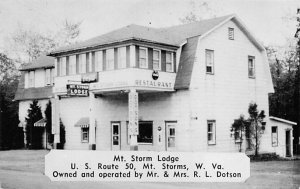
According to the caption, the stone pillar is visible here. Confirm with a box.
[53,95,60,149]
[89,93,96,150]
[128,89,138,151]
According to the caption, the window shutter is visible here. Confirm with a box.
[161,50,166,72]
[148,48,153,70]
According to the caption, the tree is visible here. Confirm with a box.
[248,103,266,156]
[44,100,53,147]
[57,119,66,149]
[230,115,249,152]
[7,19,81,63]
[179,0,219,24]
[0,53,23,149]
[231,103,265,156]
[294,8,300,154]
[25,100,43,149]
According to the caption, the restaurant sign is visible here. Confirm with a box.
[67,84,89,97]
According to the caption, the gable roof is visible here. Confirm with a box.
[49,15,235,56]
[20,55,54,71]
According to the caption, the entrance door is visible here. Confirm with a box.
[286,130,291,157]
[112,123,121,151]
[166,122,176,151]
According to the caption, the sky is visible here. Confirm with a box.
[0,0,299,57]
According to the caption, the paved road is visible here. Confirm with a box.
[0,150,299,189]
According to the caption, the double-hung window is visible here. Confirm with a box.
[69,55,76,75]
[166,52,173,72]
[106,49,114,70]
[206,49,214,74]
[29,71,35,88]
[60,57,66,76]
[79,54,86,74]
[153,49,160,70]
[118,47,126,69]
[228,28,234,40]
[248,56,255,78]
[45,69,51,86]
[139,47,148,68]
[81,128,89,143]
[271,126,278,147]
[207,120,216,145]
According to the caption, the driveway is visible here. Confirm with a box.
[0,150,299,189]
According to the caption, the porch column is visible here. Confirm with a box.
[128,89,138,151]
[89,93,96,150]
[53,95,60,149]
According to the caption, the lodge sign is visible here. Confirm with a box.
[81,72,98,83]
[67,84,89,97]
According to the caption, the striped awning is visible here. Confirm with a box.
[75,117,89,128]
[34,118,47,127]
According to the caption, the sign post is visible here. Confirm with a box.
[128,89,138,151]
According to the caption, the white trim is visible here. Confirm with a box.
[269,116,297,126]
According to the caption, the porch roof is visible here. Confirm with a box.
[269,116,297,126]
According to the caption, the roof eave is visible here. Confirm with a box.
[48,38,180,57]
[19,65,54,71]
[269,116,297,126]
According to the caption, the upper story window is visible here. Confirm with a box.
[118,47,126,69]
[29,71,35,88]
[228,28,234,40]
[153,49,161,70]
[79,54,86,74]
[166,52,174,72]
[60,57,66,76]
[45,69,52,86]
[205,49,214,74]
[248,56,255,78]
[207,120,216,145]
[69,55,76,75]
[106,48,114,70]
[139,47,148,69]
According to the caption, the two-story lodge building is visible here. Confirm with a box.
[15,15,297,157]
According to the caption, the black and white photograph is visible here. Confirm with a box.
[0,0,299,188]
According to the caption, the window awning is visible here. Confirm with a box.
[75,117,89,128]
[34,118,47,127]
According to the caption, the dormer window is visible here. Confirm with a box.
[228,28,234,40]
[139,47,148,68]
[153,49,160,70]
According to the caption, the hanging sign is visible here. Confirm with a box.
[81,73,98,83]
[67,84,89,97]
[128,90,138,135]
